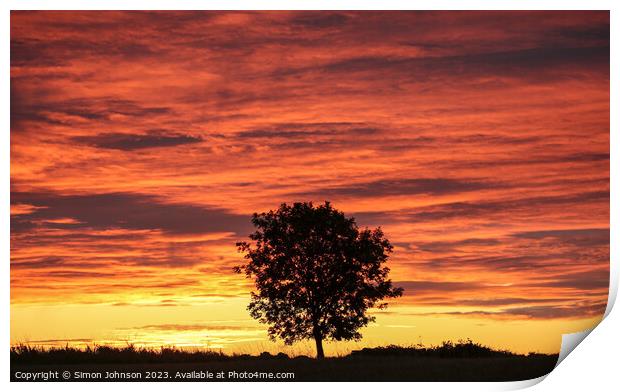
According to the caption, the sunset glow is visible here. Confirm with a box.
[10,11,609,355]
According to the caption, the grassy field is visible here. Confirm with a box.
[11,340,559,382]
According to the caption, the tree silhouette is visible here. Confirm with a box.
[235,201,403,359]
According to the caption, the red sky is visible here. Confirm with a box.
[10,11,609,354]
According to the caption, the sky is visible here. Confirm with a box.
[10,11,609,355]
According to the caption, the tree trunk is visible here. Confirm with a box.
[314,334,325,359]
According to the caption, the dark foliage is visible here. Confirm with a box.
[235,202,403,358]
[350,339,521,358]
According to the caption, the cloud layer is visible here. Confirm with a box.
[10,11,609,350]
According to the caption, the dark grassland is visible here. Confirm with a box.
[11,340,558,382]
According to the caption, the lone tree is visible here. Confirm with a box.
[234,201,403,359]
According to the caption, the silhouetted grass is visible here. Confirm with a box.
[10,340,559,381]
[11,344,229,365]
[350,339,518,358]
[11,339,550,364]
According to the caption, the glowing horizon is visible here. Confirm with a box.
[10,11,609,355]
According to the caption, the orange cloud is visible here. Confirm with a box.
[10,11,609,353]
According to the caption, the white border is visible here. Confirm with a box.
[2,0,617,11]
[2,1,617,391]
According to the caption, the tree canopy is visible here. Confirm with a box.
[235,201,403,358]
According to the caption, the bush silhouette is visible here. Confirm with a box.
[235,201,403,358]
